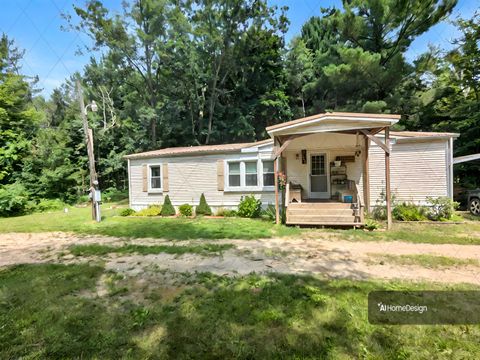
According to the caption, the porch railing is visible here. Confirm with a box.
[285,182,290,208]
[354,182,365,224]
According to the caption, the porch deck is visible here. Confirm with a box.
[286,201,363,227]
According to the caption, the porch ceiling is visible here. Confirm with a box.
[266,112,400,137]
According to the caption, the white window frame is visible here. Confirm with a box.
[224,158,275,192]
[148,163,163,193]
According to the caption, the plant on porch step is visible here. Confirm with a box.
[238,195,262,218]
[277,172,287,190]
[160,195,176,216]
[196,193,212,216]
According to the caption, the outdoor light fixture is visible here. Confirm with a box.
[84,100,98,114]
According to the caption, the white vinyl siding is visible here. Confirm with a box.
[129,153,275,210]
[368,140,448,207]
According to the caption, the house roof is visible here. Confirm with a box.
[389,131,459,138]
[266,111,402,133]
[124,139,273,159]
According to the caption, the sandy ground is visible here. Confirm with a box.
[1,232,480,285]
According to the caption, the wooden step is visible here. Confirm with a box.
[287,202,353,209]
[286,214,357,224]
[287,208,354,216]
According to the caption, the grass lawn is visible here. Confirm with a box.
[319,219,480,245]
[1,263,479,359]
[0,204,300,240]
[1,204,480,244]
[369,254,480,268]
[69,243,235,257]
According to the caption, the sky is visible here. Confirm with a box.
[0,0,477,97]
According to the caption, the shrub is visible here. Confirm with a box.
[102,187,129,202]
[238,195,262,218]
[179,204,193,217]
[216,207,237,217]
[34,199,66,212]
[260,204,276,222]
[427,196,459,221]
[134,205,161,216]
[160,195,176,216]
[196,193,212,216]
[364,218,380,231]
[371,190,397,220]
[392,203,427,221]
[0,183,31,217]
[119,208,136,216]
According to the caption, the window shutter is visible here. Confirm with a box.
[217,160,224,191]
[163,163,169,192]
[142,164,148,192]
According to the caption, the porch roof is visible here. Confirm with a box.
[266,111,400,137]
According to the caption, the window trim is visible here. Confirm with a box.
[224,158,275,192]
[148,163,163,193]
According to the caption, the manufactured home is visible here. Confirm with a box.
[125,112,458,227]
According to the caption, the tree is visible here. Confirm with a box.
[285,37,315,118]
[298,0,457,114]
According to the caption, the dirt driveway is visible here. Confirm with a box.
[1,232,480,285]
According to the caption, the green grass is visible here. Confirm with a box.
[369,254,480,268]
[69,243,235,257]
[1,263,479,359]
[0,204,300,240]
[320,220,480,245]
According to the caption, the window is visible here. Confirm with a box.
[228,162,241,187]
[150,165,162,190]
[245,162,258,186]
[263,161,274,186]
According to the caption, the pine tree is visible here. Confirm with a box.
[196,193,212,216]
[160,195,176,216]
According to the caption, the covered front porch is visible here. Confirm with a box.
[266,112,400,228]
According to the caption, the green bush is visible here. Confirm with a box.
[34,199,67,212]
[427,196,459,221]
[238,195,262,218]
[102,187,129,202]
[179,204,193,217]
[260,204,276,222]
[216,207,237,217]
[134,205,161,216]
[392,203,427,221]
[160,195,176,216]
[0,183,31,217]
[364,218,380,231]
[196,193,212,216]
[119,208,136,216]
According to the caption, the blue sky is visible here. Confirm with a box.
[0,0,477,97]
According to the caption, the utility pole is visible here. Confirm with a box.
[76,79,101,222]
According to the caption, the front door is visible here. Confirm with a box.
[309,153,329,199]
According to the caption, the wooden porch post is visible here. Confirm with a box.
[274,137,280,225]
[363,135,370,213]
[385,127,392,230]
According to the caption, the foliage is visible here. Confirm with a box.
[216,207,238,217]
[392,203,428,221]
[371,190,397,220]
[119,208,135,216]
[179,204,193,217]
[160,195,176,216]
[134,205,161,217]
[195,193,212,216]
[364,218,380,231]
[34,198,67,213]
[238,195,262,218]
[260,204,276,222]
[102,187,128,202]
[427,196,459,221]
[0,183,31,217]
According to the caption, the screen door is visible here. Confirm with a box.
[310,153,329,198]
